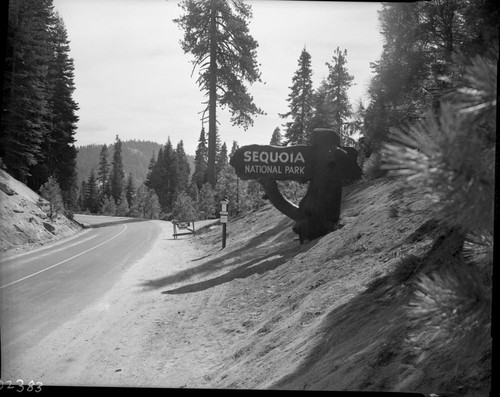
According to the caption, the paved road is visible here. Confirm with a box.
[0,215,161,368]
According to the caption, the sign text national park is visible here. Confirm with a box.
[229,129,362,244]
[230,144,314,182]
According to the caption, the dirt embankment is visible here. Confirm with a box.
[5,176,491,394]
[181,177,490,394]
[0,170,81,255]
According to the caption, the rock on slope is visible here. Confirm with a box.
[0,169,81,254]
[179,176,490,395]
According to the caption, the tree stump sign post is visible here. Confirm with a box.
[230,128,362,243]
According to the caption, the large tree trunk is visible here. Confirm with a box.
[207,1,218,188]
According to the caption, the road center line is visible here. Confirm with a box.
[1,229,97,264]
[0,224,128,290]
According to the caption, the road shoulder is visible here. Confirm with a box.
[3,220,220,388]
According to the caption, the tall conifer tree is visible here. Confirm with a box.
[2,1,79,202]
[309,78,330,131]
[39,13,79,201]
[176,140,191,194]
[192,128,208,190]
[279,48,314,145]
[125,173,136,209]
[216,141,228,180]
[175,0,264,187]
[145,151,159,191]
[270,127,283,146]
[97,144,111,200]
[1,0,54,183]
[85,169,100,214]
[325,47,354,142]
[163,138,178,212]
[110,135,125,204]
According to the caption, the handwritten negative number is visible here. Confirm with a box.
[0,380,43,392]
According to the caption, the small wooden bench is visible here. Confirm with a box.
[172,220,196,239]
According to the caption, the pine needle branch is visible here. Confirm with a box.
[408,265,491,354]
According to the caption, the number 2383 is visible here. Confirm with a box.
[0,380,43,392]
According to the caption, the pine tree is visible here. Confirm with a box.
[39,175,65,219]
[78,180,87,211]
[2,2,79,201]
[134,185,161,219]
[97,144,111,198]
[188,181,199,205]
[215,163,242,215]
[145,149,160,192]
[172,191,198,221]
[1,0,54,183]
[382,52,496,356]
[64,176,79,212]
[198,182,216,219]
[176,140,191,194]
[230,141,239,156]
[363,0,498,150]
[85,169,100,214]
[324,47,354,141]
[162,138,178,212]
[246,180,266,210]
[216,141,228,181]
[279,48,314,145]
[175,0,264,187]
[144,188,161,220]
[33,13,79,202]
[100,195,116,216]
[309,78,330,132]
[116,191,129,217]
[110,135,125,204]
[192,128,208,190]
[270,127,283,146]
[229,140,240,208]
[125,173,136,209]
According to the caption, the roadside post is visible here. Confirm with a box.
[220,197,229,249]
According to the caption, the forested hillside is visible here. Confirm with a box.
[1,0,79,209]
[76,140,183,187]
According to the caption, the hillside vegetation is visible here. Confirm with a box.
[0,169,81,254]
[76,140,162,186]
[178,176,490,394]
[0,164,491,393]
[76,140,195,187]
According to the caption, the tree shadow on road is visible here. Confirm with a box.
[161,248,297,295]
[140,217,319,294]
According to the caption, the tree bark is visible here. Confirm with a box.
[207,1,218,188]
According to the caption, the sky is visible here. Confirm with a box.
[53,0,384,155]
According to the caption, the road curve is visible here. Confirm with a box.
[0,215,161,368]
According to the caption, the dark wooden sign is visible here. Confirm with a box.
[230,128,362,244]
[230,144,314,182]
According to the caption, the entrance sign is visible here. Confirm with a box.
[230,144,314,182]
[230,128,362,244]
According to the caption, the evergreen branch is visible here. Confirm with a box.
[463,231,493,267]
[408,265,491,354]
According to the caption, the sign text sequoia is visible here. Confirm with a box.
[230,144,314,182]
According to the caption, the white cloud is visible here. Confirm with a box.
[54,0,383,154]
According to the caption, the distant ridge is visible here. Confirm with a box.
[76,140,194,187]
